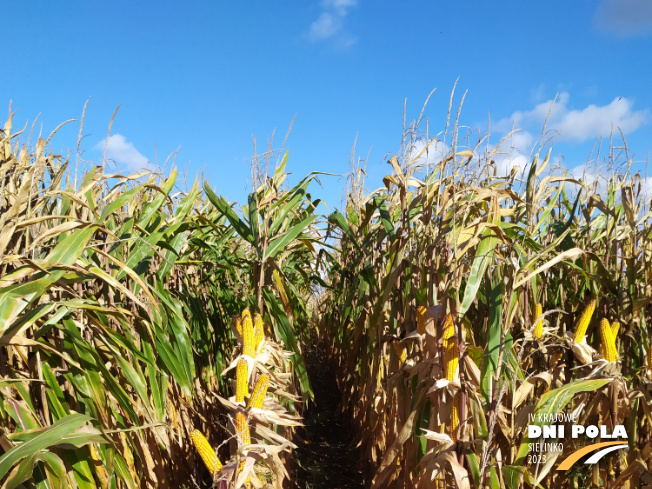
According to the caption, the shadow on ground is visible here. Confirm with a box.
[294,347,364,489]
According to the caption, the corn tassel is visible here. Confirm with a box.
[241,309,255,357]
[600,318,618,363]
[442,314,458,381]
[235,411,251,445]
[450,392,461,442]
[248,373,270,409]
[572,300,597,343]
[190,429,222,475]
[235,358,248,402]
[417,306,427,335]
[533,303,543,339]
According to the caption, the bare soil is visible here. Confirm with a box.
[294,347,364,489]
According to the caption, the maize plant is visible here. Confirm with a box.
[320,90,652,488]
[0,111,239,488]
[191,308,302,488]
[0,111,320,488]
[5,89,652,489]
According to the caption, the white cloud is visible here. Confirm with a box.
[566,161,652,201]
[482,132,531,179]
[567,164,608,195]
[494,151,530,179]
[502,130,534,155]
[556,98,649,141]
[308,0,357,45]
[325,0,357,15]
[530,83,546,104]
[642,176,652,201]
[97,134,149,170]
[408,138,449,166]
[495,93,650,143]
[309,13,340,41]
[595,0,652,36]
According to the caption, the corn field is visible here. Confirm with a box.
[1,95,652,488]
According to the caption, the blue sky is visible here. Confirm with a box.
[3,0,652,207]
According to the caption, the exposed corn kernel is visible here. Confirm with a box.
[235,411,250,445]
[442,314,458,382]
[247,373,270,409]
[254,313,265,351]
[235,358,249,402]
[600,318,618,363]
[190,429,222,475]
[242,309,255,357]
[450,392,461,442]
[572,300,596,343]
[611,321,620,338]
[533,303,543,339]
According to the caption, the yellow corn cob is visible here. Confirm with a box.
[599,318,608,356]
[235,358,249,402]
[533,303,543,339]
[232,315,243,339]
[254,327,264,351]
[241,309,255,357]
[600,318,618,363]
[190,429,222,475]
[611,321,620,338]
[235,411,251,445]
[442,314,458,382]
[450,392,461,442]
[572,299,597,343]
[254,312,263,332]
[392,341,407,365]
[254,313,265,351]
[247,373,270,409]
[417,306,427,335]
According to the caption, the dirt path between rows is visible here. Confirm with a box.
[294,348,364,489]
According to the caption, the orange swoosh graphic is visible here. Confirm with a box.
[556,441,625,471]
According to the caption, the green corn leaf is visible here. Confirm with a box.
[0,414,91,479]
[459,224,499,316]
[264,214,318,261]
[204,183,254,243]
